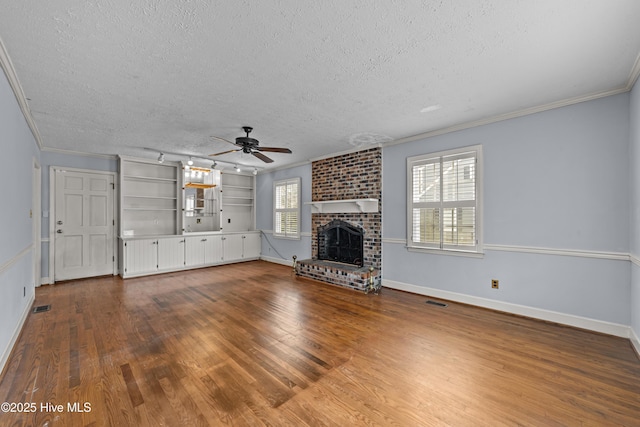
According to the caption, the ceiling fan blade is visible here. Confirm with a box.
[256,146,292,153]
[210,135,237,146]
[209,148,240,157]
[252,151,274,163]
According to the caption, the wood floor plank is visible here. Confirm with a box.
[0,260,638,426]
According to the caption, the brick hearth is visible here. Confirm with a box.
[296,259,380,292]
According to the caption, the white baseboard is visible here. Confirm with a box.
[382,279,631,338]
[0,294,35,377]
[260,255,295,267]
[631,327,640,357]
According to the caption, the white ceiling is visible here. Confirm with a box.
[1,1,640,170]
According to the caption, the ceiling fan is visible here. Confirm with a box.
[209,126,292,163]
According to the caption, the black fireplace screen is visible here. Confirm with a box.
[317,219,364,267]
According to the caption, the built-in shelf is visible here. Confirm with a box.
[223,184,253,190]
[124,208,178,211]
[185,182,216,189]
[305,198,379,214]
[125,195,177,200]
[124,175,177,182]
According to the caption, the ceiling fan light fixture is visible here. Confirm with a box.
[209,126,291,164]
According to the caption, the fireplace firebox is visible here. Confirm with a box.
[317,219,364,267]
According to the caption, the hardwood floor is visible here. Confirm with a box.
[1,261,639,426]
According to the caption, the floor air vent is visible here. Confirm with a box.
[426,300,447,308]
[33,305,51,313]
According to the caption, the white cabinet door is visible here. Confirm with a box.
[222,234,243,262]
[185,236,206,267]
[124,239,158,276]
[158,237,185,270]
[242,233,261,259]
[186,235,223,266]
[204,235,223,264]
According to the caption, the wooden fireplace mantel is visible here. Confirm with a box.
[305,198,379,214]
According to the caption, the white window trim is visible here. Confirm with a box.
[273,177,301,240]
[406,144,483,255]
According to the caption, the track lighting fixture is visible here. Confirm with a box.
[187,157,194,166]
[253,168,258,175]
[157,153,165,163]
[235,164,241,172]
[211,162,217,169]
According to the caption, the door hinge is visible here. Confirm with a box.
[112,256,115,261]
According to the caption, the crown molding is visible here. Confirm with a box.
[308,143,382,163]
[42,146,117,160]
[0,36,42,150]
[625,52,640,90]
[386,86,630,148]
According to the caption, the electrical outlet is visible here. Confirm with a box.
[491,279,499,289]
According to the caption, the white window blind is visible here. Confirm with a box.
[407,146,481,253]
[274,177,300,239]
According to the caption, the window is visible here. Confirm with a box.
[274,177,301,239]
[407,145,482,253]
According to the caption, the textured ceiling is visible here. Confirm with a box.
[1,1,640,170]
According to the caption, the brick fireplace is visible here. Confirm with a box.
[295,147,381,292]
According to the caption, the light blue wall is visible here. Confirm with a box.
[39,151,117,279]
[0,67,40,369]
[383,94,632,326]
[630,80,640,347]
[256,163,312,263]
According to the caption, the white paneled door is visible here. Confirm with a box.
[54,170,115,281]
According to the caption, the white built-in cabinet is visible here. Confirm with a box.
[220,172,255,232]
[120,157,179,236]
[185,235,223,266]
[118,156,260,278]
[122,236,186,276]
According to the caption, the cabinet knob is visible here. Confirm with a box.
[201,238,207,242]
[56,229,63,234]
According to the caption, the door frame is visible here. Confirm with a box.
[32,158,41,287]
[49,166,118,283]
